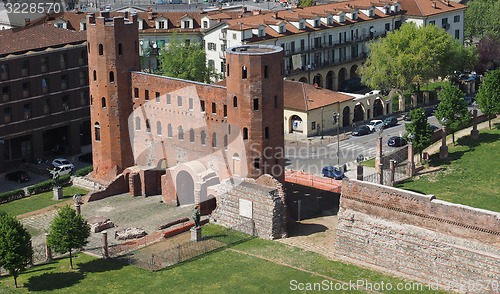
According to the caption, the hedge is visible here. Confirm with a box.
[27,174,71,195]
[75,165,93,177]
[0,189,26,204]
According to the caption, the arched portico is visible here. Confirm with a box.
[350,65,359,79]
[326,71,335,90]
[373,98,384,118]
[353,103,365,123]
[338,68,347,90]
[342,106,351,127]
[313,73,323,87]
[388,88,405,112]
[289,114,304,133]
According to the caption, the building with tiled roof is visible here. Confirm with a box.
[0,24,89,173]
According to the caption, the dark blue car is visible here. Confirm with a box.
[322,166,344,180]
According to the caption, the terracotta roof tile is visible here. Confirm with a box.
[399,0,466,17]
[0,23,86,56]
[284,81,353,111]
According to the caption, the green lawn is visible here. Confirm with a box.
[397,127,500,212]
[0,186,88,217]
[0,231,446,294]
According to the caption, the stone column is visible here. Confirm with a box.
[74,203,81,215]
[375,137,382,174]
[407,143,415,177]
[439,128,448,159]
[191,227,202,242]
[389,160,396,186]
[471,109,479,140]
[102,231,109,259]
[45,233,52,262]
[423,91,429,105]
[378,163,383,185]
[411,93,418,108]
[356,164,363,181]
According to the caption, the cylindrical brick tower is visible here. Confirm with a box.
[225,45,285,183]
[87,13,139,181]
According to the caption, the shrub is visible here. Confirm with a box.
[75,166,93,177]
[27,175,71,195]
[0,189,26,204]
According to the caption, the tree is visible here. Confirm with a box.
[47,206,90,269]
[359,23,476,92]
[157,34,221,83]
[475,35,500,74]
[464,0,500,43]
[0,211,33,288]
[475,69,500,129]
[434,85,471,144]
[404,108,433,160]
[299,0,315,8]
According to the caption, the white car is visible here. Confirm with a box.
[366,120,384,132]
[52,158,74,169]
[49,164,73,177]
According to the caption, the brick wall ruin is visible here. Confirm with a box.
[210,175,287,239]
[335,180,500,293]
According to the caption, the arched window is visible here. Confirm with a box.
[243,127,248,140]
[156,121,162,135]
[118,43,123,55]
[101,97,106,108]
[178,126,184,140]
[167,124,173,138]
[146,119,151,133]
[253,98,259,111]
[264,65,269,78]
[226,63,230,76]
[94,122,101,141]
[109,71,114,83]
[98,44,103,55]
[201,130,206,145]
[242,66,247,79]
[265,127,269,139]
[233,96,238,108]
[135,117,141,131]
[93,70,97,81]
[189,128,195,143]
[90,95,93,105]
[212,132,217,148]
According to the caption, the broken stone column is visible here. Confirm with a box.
[389,160,396,186]
[45,233,52,262]
[407,143,415,177]
[471,108,479,140]
[411,92,418,108]
[74,203,81,215]
[378,163,384,185]
[102,231,109,259]
[375,136,382,174]
[439,127,448,159]
[356,164,363,181]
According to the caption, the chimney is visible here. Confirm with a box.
[124,11,129,19]
[148,9,153,20]
[253,10,261,15]
[75,7,79,14]
[242,6,247,13]
[24,18,30,26]
[432,2,436,8]
[274,11,278,18]
[446,0,450,6]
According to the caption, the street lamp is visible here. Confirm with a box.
[321,107,324,140]
[333,112,340,165]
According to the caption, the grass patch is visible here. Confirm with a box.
[397,129,500,212]
[0,186,88,217]
[360,158,375,168]
[0,237,446,294]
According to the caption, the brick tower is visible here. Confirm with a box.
[87,13,139,181]
[225,45,285,183]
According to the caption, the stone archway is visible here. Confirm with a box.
[289,114,303,133]
[353,103,365,123]
[373,98,384,118]
[350,64,359,79]
[342,106,351,127]
[299,77,308,83]
[326,71,335,90]
[176,170,194,205]
[338,68,347,90]
[388,88,405,112]
[313,73,323,88]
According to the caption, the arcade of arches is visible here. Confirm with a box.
[289,62,361,91]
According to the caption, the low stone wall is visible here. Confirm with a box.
[335,180,500,293]
[86,174,127,202]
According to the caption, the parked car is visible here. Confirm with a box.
[464,96,473,105]
[366,120,384,132]
[387,136,407,147]
[5,170,30,183]
[383,116,398,128]
[424,107,435,117]
[322,166,344,180]
[403,112,412,121]
[52,158,74,169]
[49,164,73,177]
[352,125,371,136]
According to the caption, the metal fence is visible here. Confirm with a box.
[116,222,255,272]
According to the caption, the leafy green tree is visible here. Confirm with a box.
[404,108,434,160]
[0,211,33,288]
[464,0,500,43]
[47,206,90,269]
[475,35,500,74]
[157,34,221,83]
[434,85,471,144]
[299,0,314,8]
[475,69,500,128]
[359,23,476,92]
